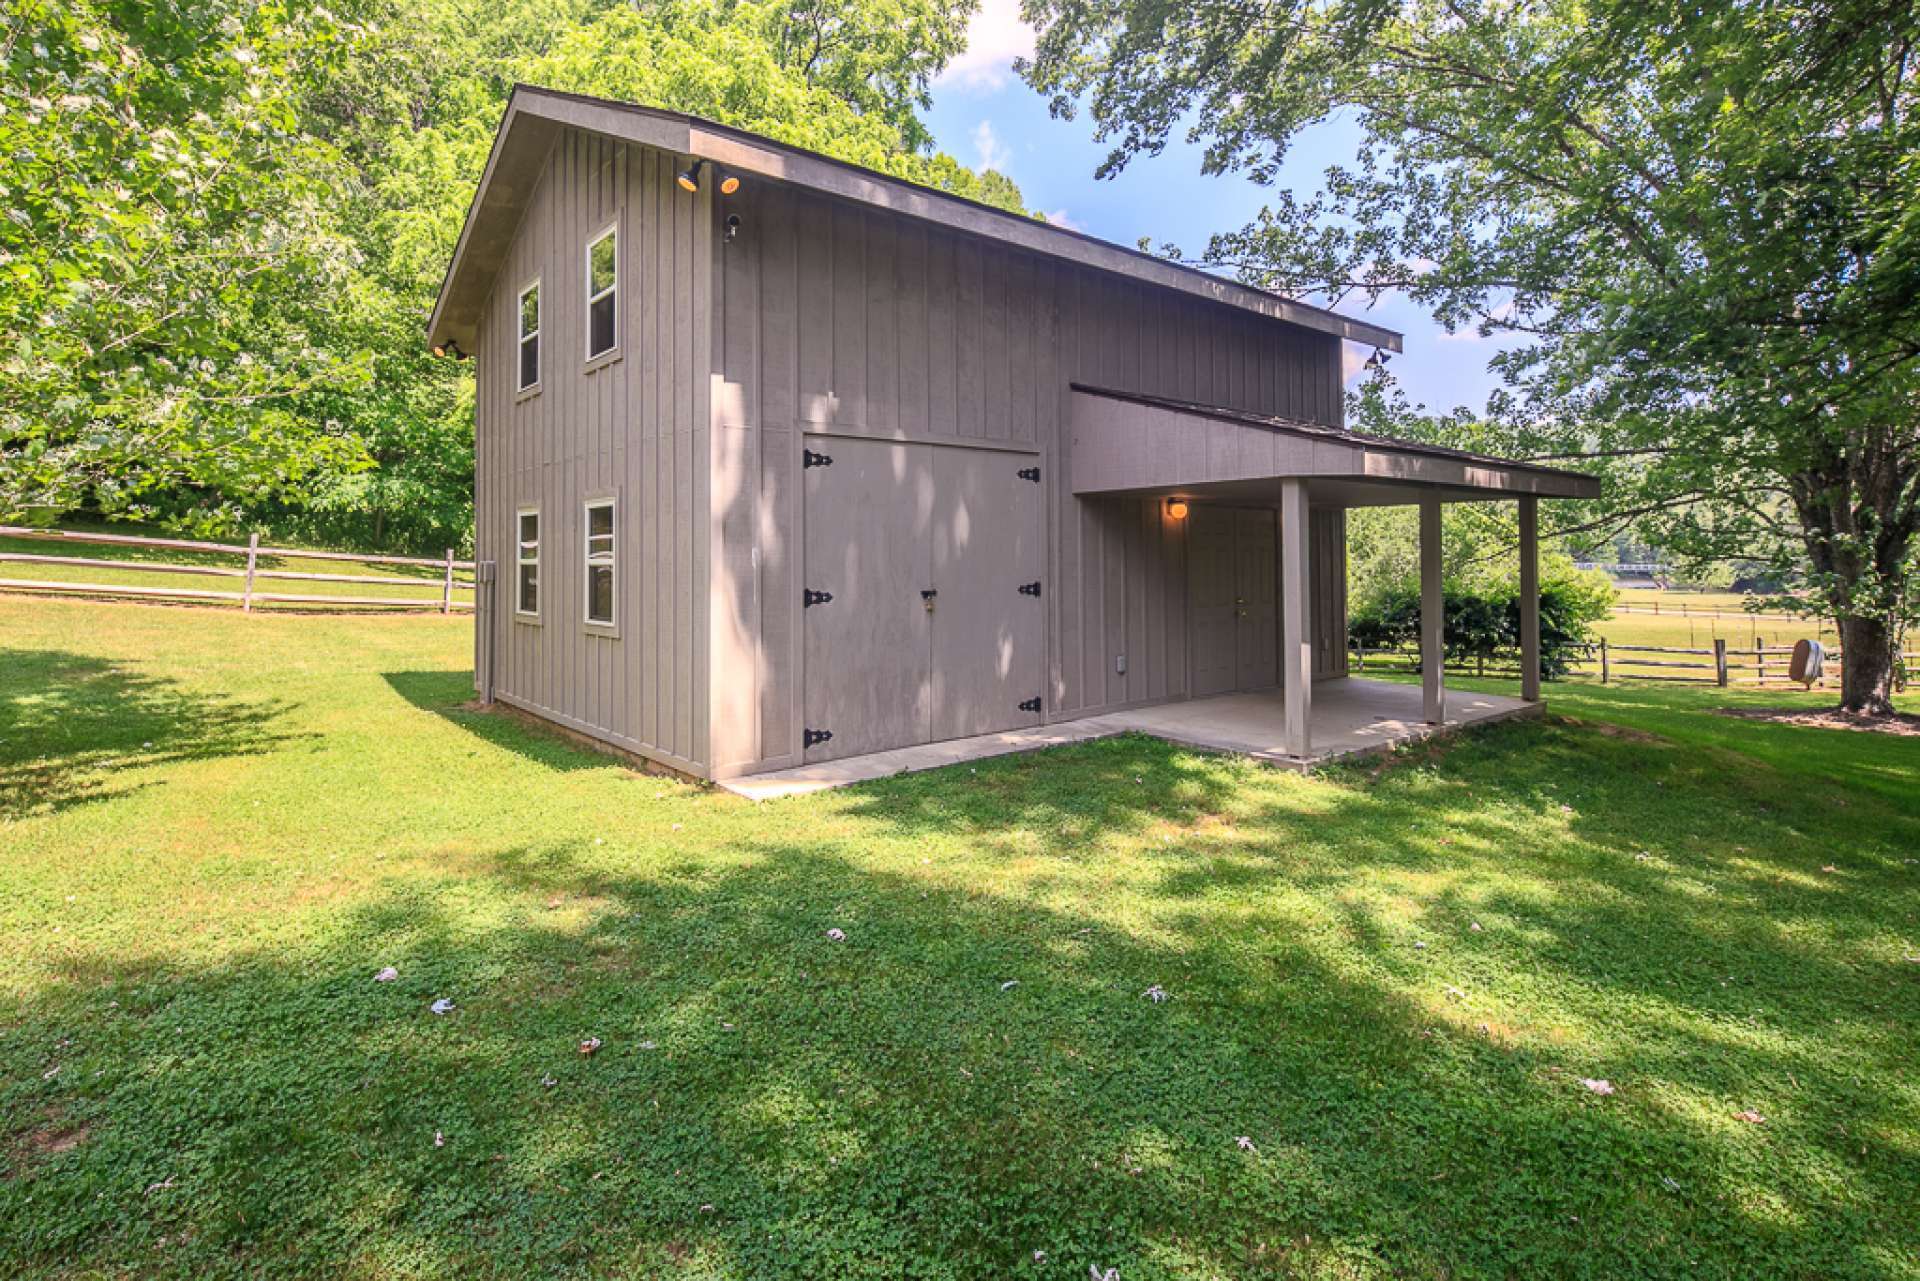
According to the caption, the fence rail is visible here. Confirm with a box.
[1355,636,1914,690]
[0,526,474,613]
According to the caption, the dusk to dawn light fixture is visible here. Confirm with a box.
[677,160,743,195]
[1165,498,1189,521]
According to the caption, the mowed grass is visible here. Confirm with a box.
[2,597,1917,1280]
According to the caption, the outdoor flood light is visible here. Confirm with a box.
[677,160,705,193]
[719,172,741,195]
[1165,498,1189,520]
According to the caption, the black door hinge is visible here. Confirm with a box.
[803,449,833,469]
[803,588,833,608]
[804,728,834,748]
[1018,697,1042,713]
[1017,466,1041,483]
[1017,581,1041,597]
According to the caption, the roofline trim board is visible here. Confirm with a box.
[427,85,1406,352]
[1069,385,1602,500]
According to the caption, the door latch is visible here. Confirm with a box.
[1018,697,1042,713]
[1017,581,1041,597]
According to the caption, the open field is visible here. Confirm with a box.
[2,597,1916,1279]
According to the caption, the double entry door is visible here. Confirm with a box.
[801,436,1045,763]
[1189,505,1279,697]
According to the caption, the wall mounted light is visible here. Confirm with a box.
[1165,498,1189,521]
[676,160,705,193]
[719,172,741,195]
[1365,346,1392,369]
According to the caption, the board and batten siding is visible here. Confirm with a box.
[708,179,1347,774]
[474,129,713,774]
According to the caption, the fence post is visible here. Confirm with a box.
[243,532,259,613]
[1754,636,1764,685]
[1600,637,1609,684]
[441,548,454,615]
[1714,638,1728,687]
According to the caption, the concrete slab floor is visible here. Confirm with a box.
[719,677,1539,800]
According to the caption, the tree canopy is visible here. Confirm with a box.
[2,0,1023,550]
[1024,0,1919,711]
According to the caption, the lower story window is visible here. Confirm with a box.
[585,499,615,626]
[516,508,539,616]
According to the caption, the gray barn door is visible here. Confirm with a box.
[1234,508,1279,689]
[802,436,934,762]
[1189,505,1238,697]
[1189,505,1280,696]
[931,449,1045,739]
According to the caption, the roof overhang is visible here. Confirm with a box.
[427,85,1406,353]
[1069,386,1602,503]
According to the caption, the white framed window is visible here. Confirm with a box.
[585,223,618,360]
[584,498,616,627]
[515,507,540,618]
[516,279,540,391]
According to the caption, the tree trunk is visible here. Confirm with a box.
[1835,615,1898,715]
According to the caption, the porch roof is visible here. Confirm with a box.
[1069,386,1601,504]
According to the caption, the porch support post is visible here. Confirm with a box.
[1519,495,1541,702]
[1420,492,1445,724]
[1280,478,1312,759]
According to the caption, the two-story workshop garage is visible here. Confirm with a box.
[429,85,1598,785]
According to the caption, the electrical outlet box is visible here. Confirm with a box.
[1115,654,1127,675]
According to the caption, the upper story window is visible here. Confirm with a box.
[584,499,616,626]
[517,281,540,391]
[586,224,617,360]
[516,507,540,618]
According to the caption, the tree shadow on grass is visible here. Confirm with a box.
[380,670,615,775]
[4,820,1913,1279]
[0,649,297,817]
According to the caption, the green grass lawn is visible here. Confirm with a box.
[2,596,1916,1279]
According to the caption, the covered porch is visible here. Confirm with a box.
[1069,385,1602,762]
[1089,678,1538,767]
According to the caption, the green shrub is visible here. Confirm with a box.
[1348,581,1608,678]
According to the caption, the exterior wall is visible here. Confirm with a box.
[473,129,713,775]
[709,180,1347,774]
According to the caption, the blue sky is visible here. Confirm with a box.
[923,2,1516,417]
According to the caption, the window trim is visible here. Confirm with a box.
[583,496,617,632]
[516,278,541,395]
[584,221,619,364]
[514,505,541,622]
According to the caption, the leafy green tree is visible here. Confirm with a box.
[1024,0,1920,712]
[0,0,375,530]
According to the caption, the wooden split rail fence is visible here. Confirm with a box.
[0,526,474,613]
[1355,637,1913,690]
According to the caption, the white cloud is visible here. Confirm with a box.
[971,119,1012,174]
[1042,208,1083,231]
[936,0,1036,92]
